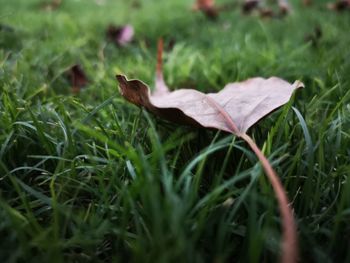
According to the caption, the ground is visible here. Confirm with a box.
[0,0,349,262]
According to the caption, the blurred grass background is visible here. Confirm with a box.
[0,0,350,262]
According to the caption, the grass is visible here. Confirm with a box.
[0,0,350,262]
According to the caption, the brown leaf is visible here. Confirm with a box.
[302,0,313,6]
[192,0,238,19]
[192,0,219,19]
[327,0,350,11]
[116,40,302,263]
[107,24,134,47]
[259,8,275,18]
[117,38,304,134]
[166,38,177,51]
[243,0,291,17]
[242,0,261,14]
[278,0,291,16]
[117,75,302,134]
[117,38,303,135]
[67,64,88,94]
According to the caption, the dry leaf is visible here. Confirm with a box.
[192,0,219,19]
[192,0,238,19]
[67,64,88,94]
[327,0,350,11]
[278,0,291,16]
[117,75,302,134]
[259,8,275,18]
[166,38,176,51]
[302,0,313,6]
[193,0,292,18]
[107,24,134,47]
[243,0,291,17]
[116,39,302,263]
[117,43,303,135]
[242,0,261,14]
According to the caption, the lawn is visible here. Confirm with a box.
[0,0,349,262]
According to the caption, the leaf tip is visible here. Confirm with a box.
[293,80,305,89]
[116,74,151,107]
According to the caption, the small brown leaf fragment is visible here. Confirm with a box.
[278,0,291,16]
[260,8,275,18]
[192,0,238,19]
[67,64,88,94]
[328,0,350,11]
[192,0,219,19]
[107,24,134,47]
[166,38,177,51]
[302,0,313,6]
[242,0,292,18]
[242,0,260,14]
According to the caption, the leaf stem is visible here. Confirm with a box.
[156,38,163,80]
[240,132,298,263]
[200,94,298,263]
